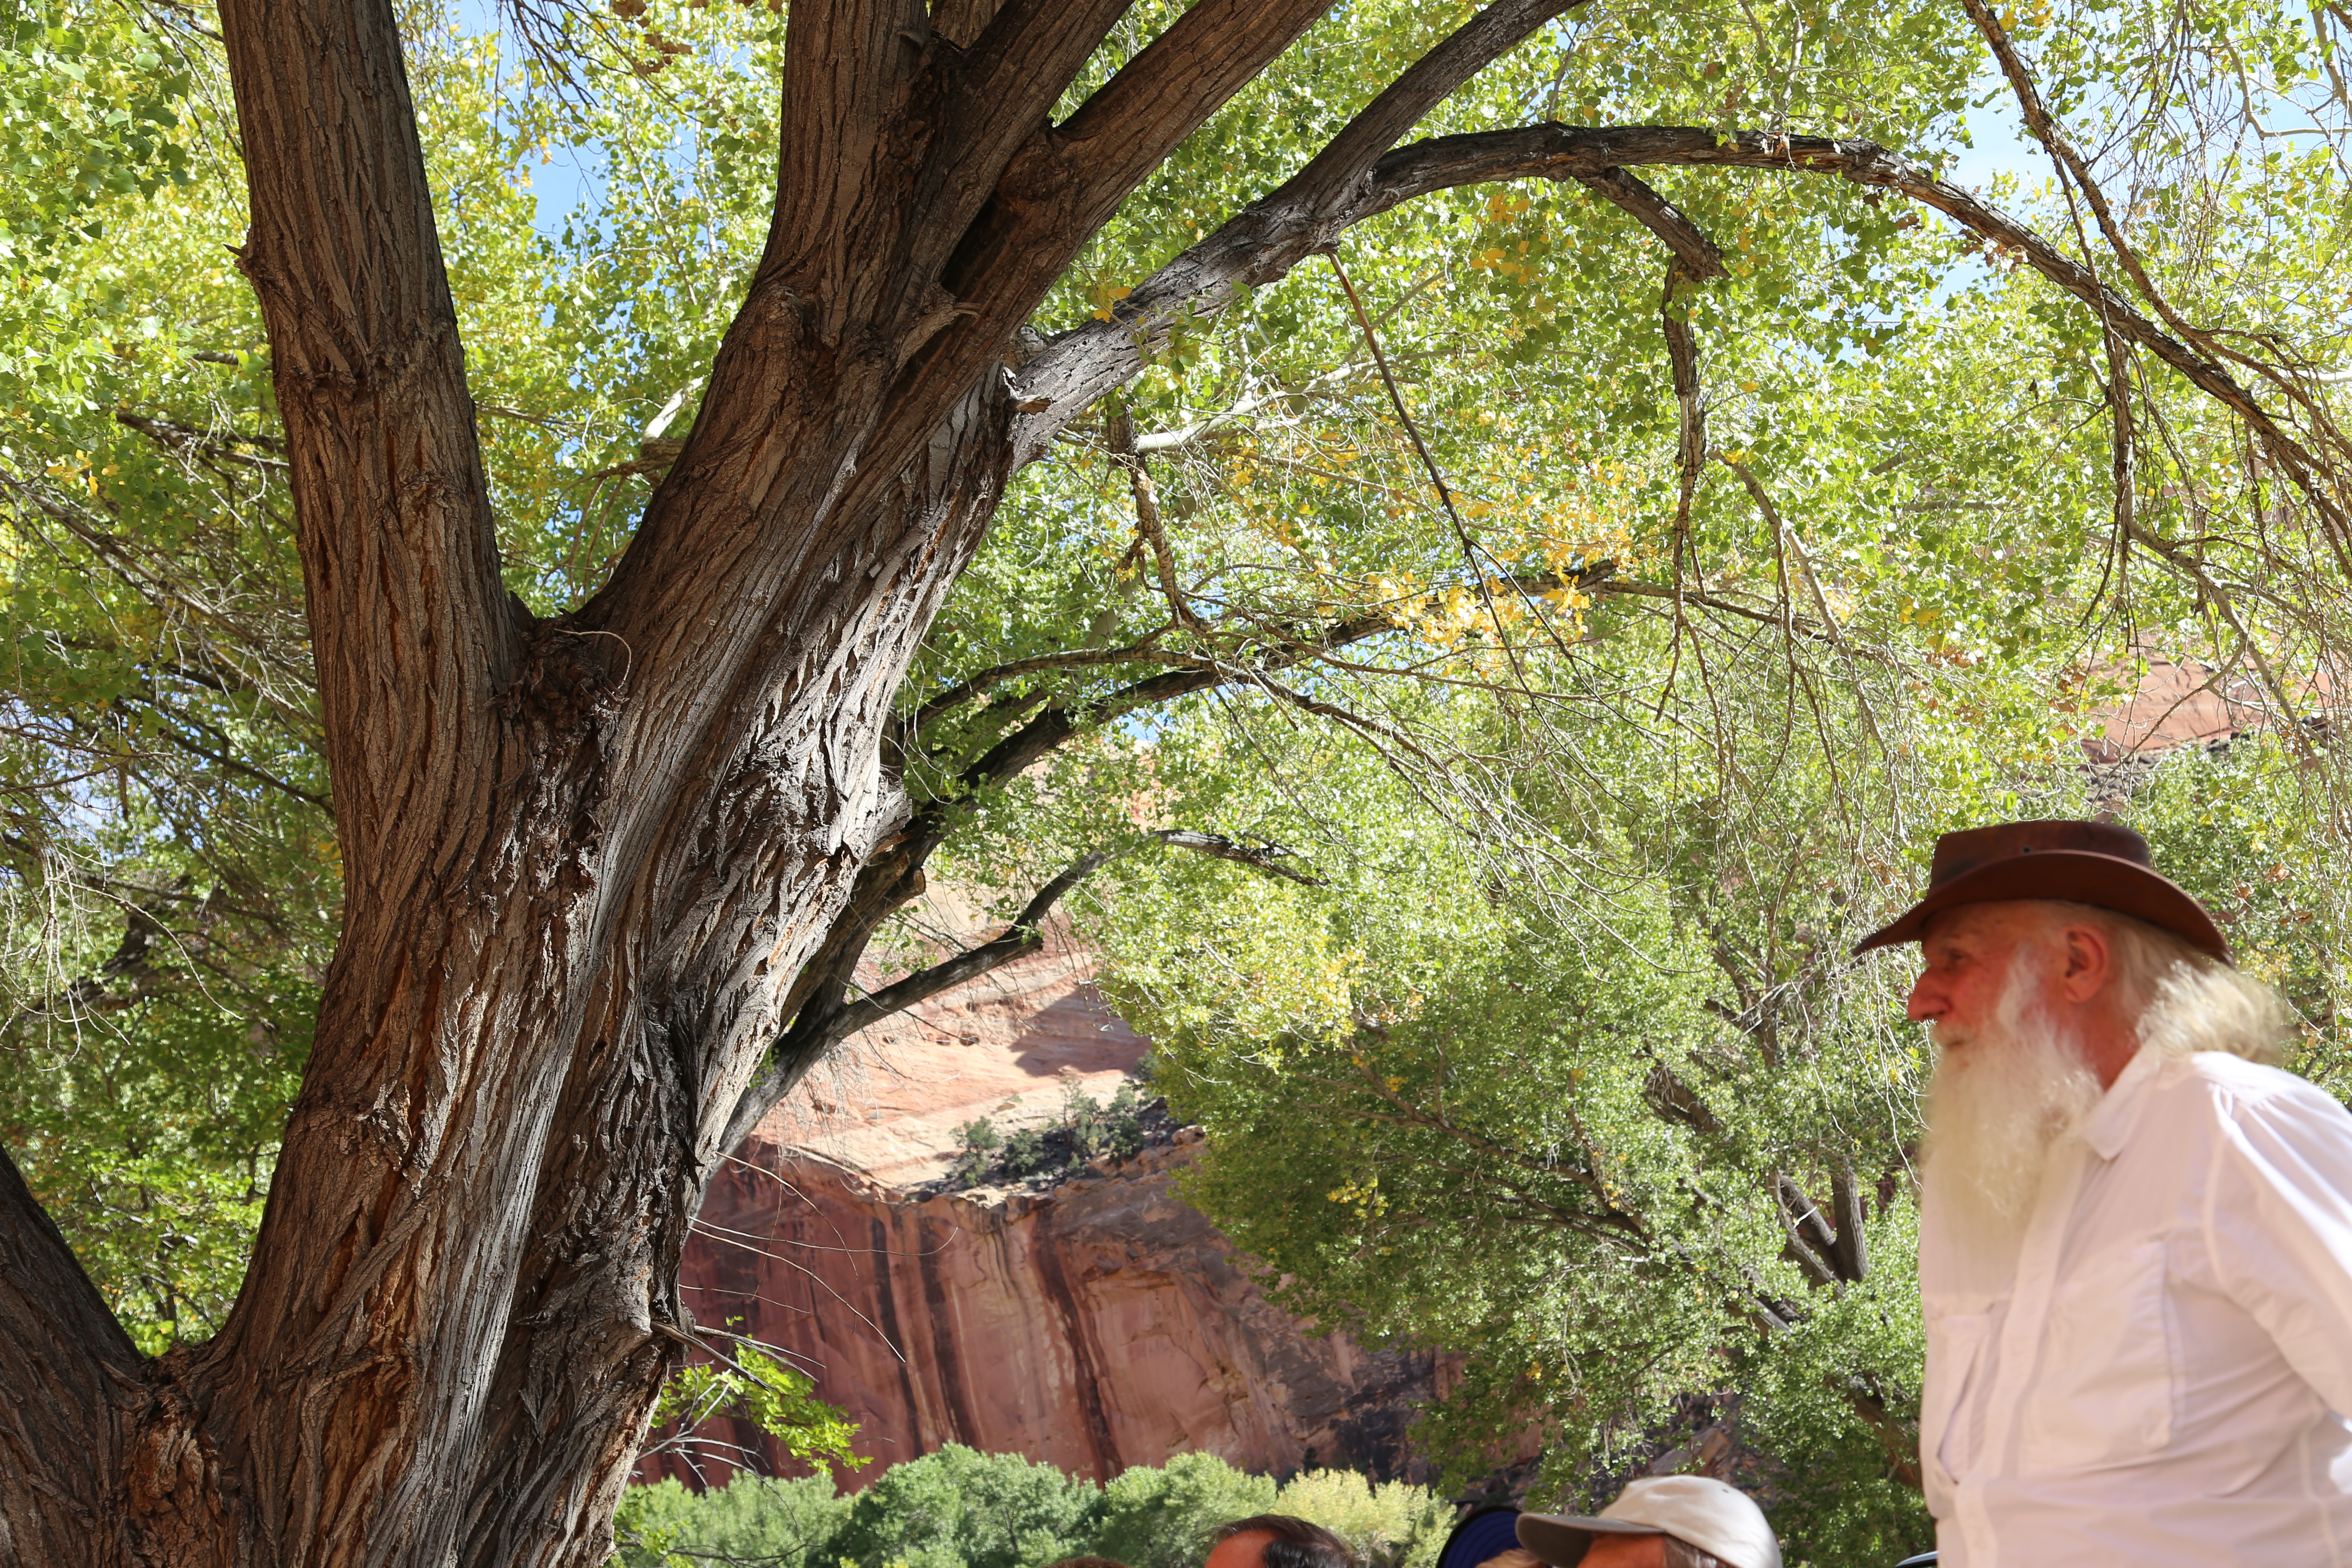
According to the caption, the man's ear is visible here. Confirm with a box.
[2058,922,2114,1002]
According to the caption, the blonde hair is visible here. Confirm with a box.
[2034,900,2290,1067]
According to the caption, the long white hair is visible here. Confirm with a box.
[2048,900,2291,1067]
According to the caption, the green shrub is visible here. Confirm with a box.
[1094,1451,1278,1568]
[615,1474,850,1568]
[1001,1128,1049,1178]
[831,1444,1105,1568]
[952,1118,1004,1188]
[1274,1470,1449,1568]
[1105,1085,1146,1161]
[1060,1080,1103,1164]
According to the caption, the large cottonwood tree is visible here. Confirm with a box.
[4,0,2347,1560]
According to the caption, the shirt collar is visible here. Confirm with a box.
[2081,1043,2162,1162]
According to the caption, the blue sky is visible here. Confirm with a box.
[446,0,2047,244]
[1943,87,2047,195]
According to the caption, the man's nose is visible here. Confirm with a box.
[1906,973,1941,1023]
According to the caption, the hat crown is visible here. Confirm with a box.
[1927,819,2152,889]
[1852,816,2228,964]
[1599,1476,1780,1568]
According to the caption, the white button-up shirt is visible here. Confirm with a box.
[1920,1046,2352,1565]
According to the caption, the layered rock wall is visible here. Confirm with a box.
[653,1128,1437,1488]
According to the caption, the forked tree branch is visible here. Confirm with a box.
[921,0,1146,263]
[1107,410,1202,628]
[610,0,1582,716]
[618,0,1339,659]
[1720,455,1849,647]
[720,829,1319,1148]
[928,0,1005,47]
[1010,3,1584,450]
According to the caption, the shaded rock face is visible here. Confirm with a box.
[643,910,1440,1490]
[658,1132,1438,1488]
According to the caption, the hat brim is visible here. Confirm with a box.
[1850,849,2228,963]
[1516,1514,1662,1568]
[1435,1507,1525,1568]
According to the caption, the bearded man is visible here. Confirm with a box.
[1856,819,2352,1565]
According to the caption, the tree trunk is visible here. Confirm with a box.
[0,0,1355,1557]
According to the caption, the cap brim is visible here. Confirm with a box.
[1516,1514,1662,1567]
[1850,849,2228,963]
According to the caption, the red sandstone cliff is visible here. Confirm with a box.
[664,1131,1437,1488]
[641,900,1441,1489]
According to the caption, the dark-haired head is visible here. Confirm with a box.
[1207,1514,1355,1568]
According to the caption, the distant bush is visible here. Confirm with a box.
[1273,1470,1449,1568]
[1058,1078,1104,1164]
[616,1474,849,1568]
[1104,1084,1145,1161]
[1001,1127,1050,1178]
[952,1118,1004,1189]
[612,1448,1450,1568]
[831,1444,1104,1568]
[1093,1451,1277,1568]
[946,1081,1158,1187]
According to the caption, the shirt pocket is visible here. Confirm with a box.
[2023,1238,2176,1470]
[1922,1308,1993,1492]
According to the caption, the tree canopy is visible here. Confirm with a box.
[2,0,2349,1559]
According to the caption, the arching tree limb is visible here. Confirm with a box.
[1575,166,1727,281]
[1959,0,2352,573]
[720,830,1319,1150]
[1024,122,2349,554]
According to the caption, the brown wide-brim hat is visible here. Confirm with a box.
[1852,818,2230,963]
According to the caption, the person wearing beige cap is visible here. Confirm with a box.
[1515,1476,1780,1568]
[1857,819,2352,1565]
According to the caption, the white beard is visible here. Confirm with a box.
[1920,952,2104,1269]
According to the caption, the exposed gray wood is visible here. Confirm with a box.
[718,827,1317,1149]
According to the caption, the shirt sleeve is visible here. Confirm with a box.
[2204,1077,2352,1416]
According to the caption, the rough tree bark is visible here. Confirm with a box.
[0,0,2324,1559]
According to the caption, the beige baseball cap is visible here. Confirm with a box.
[1516,1477,1781,1568]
